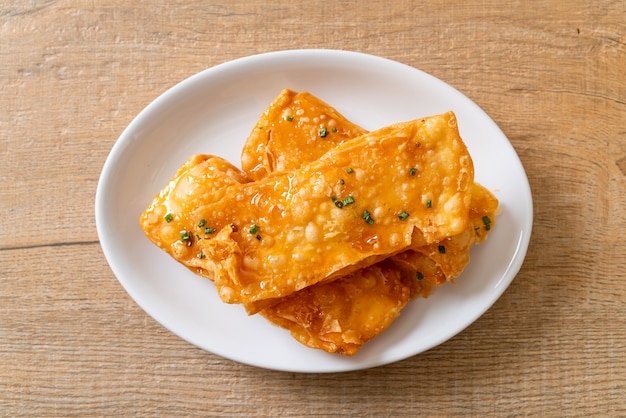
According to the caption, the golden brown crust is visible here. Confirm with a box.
[259,261,413,355]
[241,89,368,180]
[138,89,498,355]
[141,114,474,305]
[241,91,496,355]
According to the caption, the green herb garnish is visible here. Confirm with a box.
[331,196,344,208]
[438,245,446,254]
[426,199,432,208]
[342,196,355,206]
[409,168,417,176]
[416,271,424,280]
[319,127,328,137]
[204,227,216,234]
[398,211,410,221]
[164,213,173,223]
[249,224,260,235]
[362,210,374,225]
[482,216,492,231]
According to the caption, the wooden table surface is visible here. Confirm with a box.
[2,1,625,416]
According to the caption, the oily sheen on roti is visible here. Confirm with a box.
[141,113,474,305]
[239,90,496,353]
[139,89,497,355]
[241,89,496,287]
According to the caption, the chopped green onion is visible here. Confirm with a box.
[164,213,173,223]
[319,127,328,137]
[249,224,260,235]
[338,178,345,185]
[409,168,417,176]
[416,271,424,280]
[426,199,432,209]
[482,216,492,231]
[197,253,205,259]
[198,219,206,228]
[331,196,344,208]
[398,211,409,221]
[362,210,374,225]
[438,245,446,254]
[180,230,190,241]
[286,115,294,122]
[332,195,355,208]
[204,227,216,234]
[255,234,261,241]
[342,195,355,206]
[332,127,338,132]
[346,167,354,174]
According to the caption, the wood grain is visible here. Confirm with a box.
[1,1,625,416]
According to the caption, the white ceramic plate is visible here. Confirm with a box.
[95,49,533,373]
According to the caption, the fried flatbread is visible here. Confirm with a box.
[390,182,498,286]
[258,261,414,356]
[140,113,474,305]
[241,89,368,180]
[241,90,495,354]
[139,89,497,355]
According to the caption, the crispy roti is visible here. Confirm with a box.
[242,91,496,354]
[258,261,414,355]
[141,113,474,305]
[139,89,497,355]
[241,89,368,180]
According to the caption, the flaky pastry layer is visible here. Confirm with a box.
[141,112,474,305]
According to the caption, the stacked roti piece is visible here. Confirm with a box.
[139,89,498,355]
